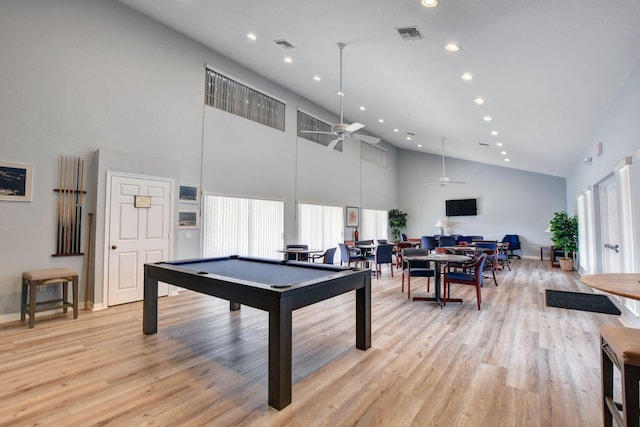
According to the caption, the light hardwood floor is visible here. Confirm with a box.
[0,259,621,426]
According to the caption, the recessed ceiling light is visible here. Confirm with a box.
[284,56,293,64]
[500,151,507,155]
[417,144,423,148]
[474,97,485,105]
[359,106,366,111]
[491,130,499,136]
[421,0,438,8]
[393,128,399,133]
[378,118,384,123]
[313,75,321,81]
[246,33,257,41]
[337,91,344,96]
[406,136,412,141]
[461,72,473,81]
[445,42,460,52]
[504,158,511,162]
[496,142,503,147]
[483,115,493,122]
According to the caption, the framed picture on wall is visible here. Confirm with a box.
[0,160,33,202]
[346,206,359,227]
[179,185,198,203]
[178,208,199,229]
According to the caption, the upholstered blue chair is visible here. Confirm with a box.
[438,236,457,247]
[401,233,408,241]
[420,236,436,252]
[310,247,337,264]
[502,234,521,259]
[474,241,499,285]
[443,253,488,310]
[338,243,362,267]
[401,248,435,299]
[374,244,394,278]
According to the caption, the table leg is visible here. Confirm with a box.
[143,270,158,335]
[268,298,292,410]
[29,280,37,328]
[412,262,444,307]
[356,274,371,350]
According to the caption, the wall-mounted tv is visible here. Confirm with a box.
[445,198,477,216]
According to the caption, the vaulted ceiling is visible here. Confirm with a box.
[118,0,640,177]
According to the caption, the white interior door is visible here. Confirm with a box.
[107,173,173,306]
[600,176,621,273]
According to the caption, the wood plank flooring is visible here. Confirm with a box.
[0,259,621,426]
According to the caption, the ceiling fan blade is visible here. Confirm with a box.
[327,138,340,150]
[448,180,466,184]
[351,133,380,145]
[345,122,365,133]
[300,130,335,136]
[422,182,437,186]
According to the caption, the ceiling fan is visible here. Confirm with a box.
[423,137,466,187]
[301,43,381,150]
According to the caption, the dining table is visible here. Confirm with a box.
[403,253,471,307]
[580,273,640,300]
[275,248,323,262]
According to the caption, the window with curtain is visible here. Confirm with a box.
[202,195,284,258]
[297,203,344,257]
[361,209,389,241]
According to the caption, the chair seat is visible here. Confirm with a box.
[402,268,434,277]
[445,271,474,282]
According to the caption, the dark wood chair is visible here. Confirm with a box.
[401,248,435,299]
[310,247,337,264]
[443,253,488,310]
[338,243,363,267]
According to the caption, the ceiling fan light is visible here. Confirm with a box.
[421,0,439,8]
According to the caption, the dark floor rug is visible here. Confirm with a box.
[545,289,621,315]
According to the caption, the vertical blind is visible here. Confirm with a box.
[202,195,284,258]
[361,209,389,241]
[296,110,340,151]
[297,203,344,262]
[205,68,285,131]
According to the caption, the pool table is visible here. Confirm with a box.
[143,255,371,410]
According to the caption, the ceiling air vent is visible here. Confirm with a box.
[478,142,490,147]
[274,39,295,49]
[396,26,424,41]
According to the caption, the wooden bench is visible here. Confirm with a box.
[600,325,640,427]
[21,268,79,328]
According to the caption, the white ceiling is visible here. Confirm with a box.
[117,0,640,177]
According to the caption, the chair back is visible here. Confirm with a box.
[420,236,436,251]
[474,240,497,262]
[403,248,430,269]
[323,247,337,264]
[338,243,351,264]
[285,244,308,261]
[502,234,521,250]
[401,233,408,241]
[457,236,474,244]
[375,244,394,264]
[439,236,457,247]
[376,239,388,244]
[355,240,374,246]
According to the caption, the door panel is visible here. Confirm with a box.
[108,174,172,306]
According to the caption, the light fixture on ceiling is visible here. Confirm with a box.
[406,136,412,141]
[359,106,366,111]
[461,72,473,81]
[246,33,257,41]
[393,128,399,133]
[417,144,422,148]
[504,158,511,162]
[421,0,439,7]
[584,156,593,165]
[491,130,498,136]
[284,56,293,64]
[378,118,384,123]
[313,75,321,81]
[474,97,485,105]
[500,151,507,155]
[483,115,493,122]
[445,42,460,52]
[496,142,503,147]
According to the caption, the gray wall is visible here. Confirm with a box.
[0,0,397,318]
[397,150,566,257]
[566,58,640,273]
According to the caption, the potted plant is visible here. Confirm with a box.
[549,211,578,271]
[388,209,408,242]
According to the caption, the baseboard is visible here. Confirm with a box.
[0,301,94,324]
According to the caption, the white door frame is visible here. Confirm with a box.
[103,171,175,307]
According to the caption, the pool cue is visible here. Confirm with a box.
[65,155,72,254]
[84,212,93,310]
[57,155,63,254]
[73,156,79,253]
[76,158,84,253]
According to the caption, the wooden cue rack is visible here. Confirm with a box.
[53,155,86,257]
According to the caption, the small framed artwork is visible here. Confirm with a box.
[346,206,359,227]
[0,160,33,202]
[179,185,198,203]
[178,209,199,229]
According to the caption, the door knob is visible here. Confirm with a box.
[111,245,117,250]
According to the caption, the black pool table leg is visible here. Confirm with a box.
[268,299,293,410]
[229,301,241,311]
[356,275,372,350]
[143,272,158,335]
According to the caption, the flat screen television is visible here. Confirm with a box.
[446,198,477,216]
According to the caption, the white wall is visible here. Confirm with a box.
[397,149,567,258]
[0,0,398,318]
